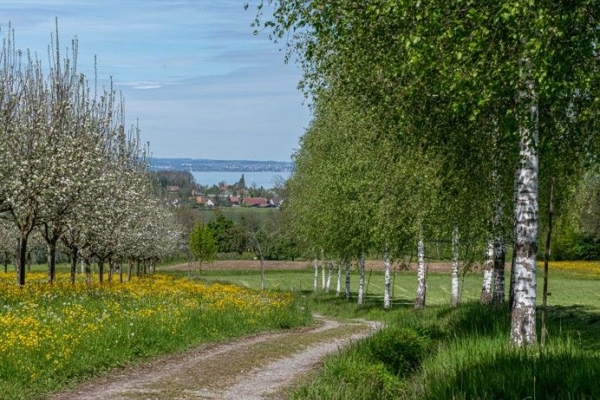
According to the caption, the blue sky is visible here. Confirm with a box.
[1,0,311,161]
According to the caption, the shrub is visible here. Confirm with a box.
[367,327,431,377]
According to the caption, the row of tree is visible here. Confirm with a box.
[0,24,182,285]
[249,1,600,346]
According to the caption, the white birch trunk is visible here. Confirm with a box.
[326,261,333,292]
[450,226,459,307]
[492,160,506,305]
[383,250,391,309]
[336,262,342,296]
[492,227,506,305]
[321,254,326,290]
[510,85,539,346]
[481,240,494,304]
[509,168,519,311]
[313,257,318,292]
[414,234,427,309]
[358,253,365,305]
[345,261,351,301]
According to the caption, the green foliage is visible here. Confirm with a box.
[553,231,600,261]
[188,223,217,266]
[206,211,236,252]
[367,327,431,377]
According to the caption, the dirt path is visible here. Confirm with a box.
[48,316,382,400]
[162,259,461,273]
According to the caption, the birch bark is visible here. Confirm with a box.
[313,257,318,292]
[414,234,427,309]
[510,69,539,346]
[336,262,342,296]
[450,226,459,307]
[326,261,333,292]
[321,250,326,290]
[383,250,391,309]
[357,253,365,305]
[345,261,351,301]
[481,240,494,304]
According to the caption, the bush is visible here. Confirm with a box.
[367,327,431,377]
[553,232,600,261]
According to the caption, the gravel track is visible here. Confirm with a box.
[48,316,381,400]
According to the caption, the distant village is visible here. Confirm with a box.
[154,170,284,209]
[167,185,283,209]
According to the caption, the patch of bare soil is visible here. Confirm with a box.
[47,316,381,400]
[163,259,463,273]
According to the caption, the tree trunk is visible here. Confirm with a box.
[336,261,342,296]
[47,241,58,284]
[260,254,265,290]
[492,189,506,305]
[70,247,78,284]
[509,169,519,312]
[492,236,506,305]
[18,235,28,286]
[481,240,494,304]
[321,250,325,290]
[383,249,391,309]
[128,259,133,282]
[414,234,427,309]
[108,258,114,282]
[326,261,333,292]
[510,74,539,346]
[344,261,351,301]
[541,177,555,347]
[4,251,8,273]
[451,226,459,307]
[98,259,104,284]
[358,253,366,305]
[313,257,318,292]
[119,262,124,283]
[85,259,91,287]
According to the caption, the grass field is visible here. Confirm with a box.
[189,261,600,310]
[0,270,311,400]
[2,260,598,399]
[183,261,600,399]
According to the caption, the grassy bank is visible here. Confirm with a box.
[0,272,311,400]
[290,302,600,399]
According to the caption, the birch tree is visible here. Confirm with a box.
[253,0,600,346]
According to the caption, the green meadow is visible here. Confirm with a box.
[192,262,600,399]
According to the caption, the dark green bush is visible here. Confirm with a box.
[367,327,431,376]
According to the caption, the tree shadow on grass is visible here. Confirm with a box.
[422,348,600,400]
[544,304,600,352]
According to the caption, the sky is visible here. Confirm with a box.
[1,0,312,161]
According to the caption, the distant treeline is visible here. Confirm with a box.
[152,170,197,190]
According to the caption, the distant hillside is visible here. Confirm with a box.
[150,158,293,172]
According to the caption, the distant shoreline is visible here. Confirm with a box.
[150,157,293,173]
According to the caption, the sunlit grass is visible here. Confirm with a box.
[543,260,600,276]
[0,272,311,400]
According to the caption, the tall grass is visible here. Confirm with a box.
[184,263,600,399]
[0,272,311,400]
[290,302,600,400]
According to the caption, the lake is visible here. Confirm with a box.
[191,171,291,189]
